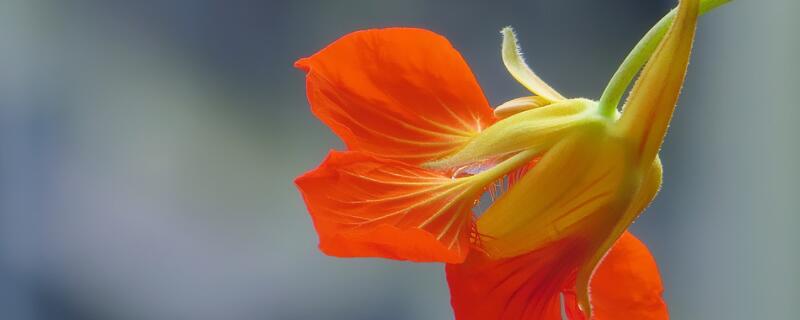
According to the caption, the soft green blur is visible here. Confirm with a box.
[0,0,796,319]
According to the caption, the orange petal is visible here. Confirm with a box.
[296,28,495,165]
[295,151,481,263]
[446,238,591,320]
[563,232,668,320]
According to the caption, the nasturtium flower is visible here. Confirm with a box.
[295,0,729,318]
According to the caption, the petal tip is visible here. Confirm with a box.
[294,149,339,187]
[294,57,311,72]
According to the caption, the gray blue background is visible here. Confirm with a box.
[1,0,797,319]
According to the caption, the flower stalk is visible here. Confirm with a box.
[598,0,733,117]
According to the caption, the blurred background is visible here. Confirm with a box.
[1,0,797,319]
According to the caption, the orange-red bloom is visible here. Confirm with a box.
[448,231,667,319]
[294,0,726,318]
[295,28,496,263]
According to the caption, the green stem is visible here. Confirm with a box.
[597,0,732,117]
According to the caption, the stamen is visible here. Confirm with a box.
[494,96,552,118]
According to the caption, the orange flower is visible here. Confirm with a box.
[294,0,728,318]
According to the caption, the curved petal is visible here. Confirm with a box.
[563,232,669,320]
[296,28,495,165]
[295,151,482,263]
[446,239,590,320]
[573,157,663,315]
[446,232,667,320]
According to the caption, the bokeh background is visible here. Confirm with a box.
[1,0,797,319]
